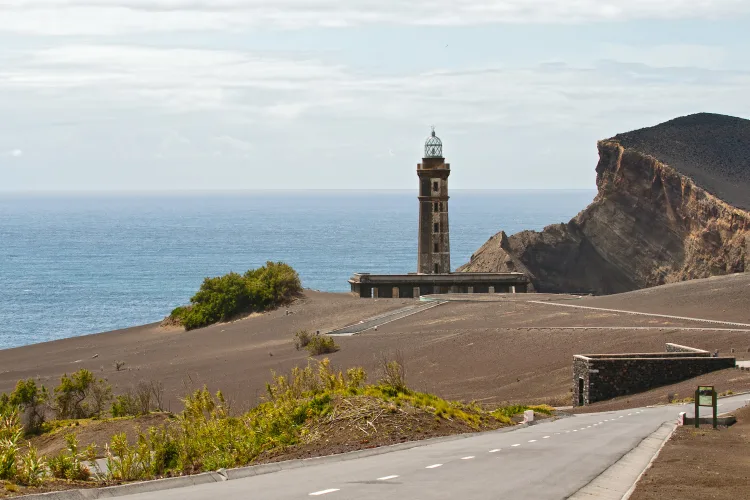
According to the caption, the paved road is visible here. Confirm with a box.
[124,395,750,500]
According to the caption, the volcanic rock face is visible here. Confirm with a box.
[459,113,750,294]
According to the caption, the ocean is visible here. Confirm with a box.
[0,190,595,349]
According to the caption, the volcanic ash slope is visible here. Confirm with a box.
[459,113,750,294]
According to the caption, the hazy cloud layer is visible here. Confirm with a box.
[2,0,750,34]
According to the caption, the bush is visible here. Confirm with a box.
[169,262,302,331]
[54,369,112,420]
[378,353,407,393]
[0,410,22,481]
[111,381,165,417]
[305,334,339,356]
[48,434,92,481]
[16,446,46,486]
[7,379,49,433]
[294,330,312,350]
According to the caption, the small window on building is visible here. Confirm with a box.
[434,263,439,273]
[434,202,439,212]
[433,223,439,233]
[433,181,439,191]
[434,242,439,252]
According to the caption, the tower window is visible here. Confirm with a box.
[434,263,439,273]
[433,181,439,191]
[433,202,439,212]
[434,242,439,252]
[434,223,439,233]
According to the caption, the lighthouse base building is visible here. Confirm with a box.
[349,128,531,299]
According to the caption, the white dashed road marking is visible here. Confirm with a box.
[310,489,340,496]
[489,449,501,453]
[528,439,537,443]
[377,476,399,481]
[426,464,443,469]
[511,444,521,447]
[462,456,475,460]
[543,436,550,439]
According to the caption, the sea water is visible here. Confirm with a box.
[0,190,594,349]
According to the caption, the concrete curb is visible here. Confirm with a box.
[621,423,678,500]
[18,422,532,499]
[568,421,677,500]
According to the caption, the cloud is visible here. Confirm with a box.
[0,1,749,34]
[1,44,748,128]
[1,149,23,158]
[601,44,729,70]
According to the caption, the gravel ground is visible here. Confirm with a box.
[2,276,749,411]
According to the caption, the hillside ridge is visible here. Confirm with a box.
[459,113,750,294]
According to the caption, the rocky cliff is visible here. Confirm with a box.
[459,113,750,294]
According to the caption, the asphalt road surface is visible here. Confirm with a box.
[123,394,750,500]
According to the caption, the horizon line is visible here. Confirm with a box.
[0,188,597,195]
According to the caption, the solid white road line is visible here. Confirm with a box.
[461,456,475,460]
[309,489,340,496]
[426,464,443,469]
[377,476,399,481]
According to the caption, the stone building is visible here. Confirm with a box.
[349,128,530,298]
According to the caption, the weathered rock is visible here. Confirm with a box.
[459,113,750,294]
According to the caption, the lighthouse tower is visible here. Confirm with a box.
[417,127,451,274]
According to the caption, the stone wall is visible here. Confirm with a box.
[573,344,735,406]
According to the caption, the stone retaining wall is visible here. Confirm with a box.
[573,343,735,406]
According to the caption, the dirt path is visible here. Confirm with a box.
[531,300,750,328]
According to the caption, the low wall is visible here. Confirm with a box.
[573,343,735,406]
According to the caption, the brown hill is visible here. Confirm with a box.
[613,113,750,210]
[3,282,750,412]
[459,113,750,294]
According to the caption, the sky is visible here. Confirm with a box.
[1,1,750,191]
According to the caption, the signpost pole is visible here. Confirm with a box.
[695,389,700,428]
[713,389,718,430]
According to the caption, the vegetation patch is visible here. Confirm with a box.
[166,262,302,330]
[1,360,554,495]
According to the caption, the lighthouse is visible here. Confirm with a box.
[417,127,451,274]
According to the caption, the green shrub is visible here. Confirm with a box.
[6,379,49,433]
[305,335,339,356]
[0,410,22,481]
[111,381,165,418]
[54,369,112,420]
[169,262,302,331]
[16,445,46,486]
[48,434,92,481]
[111,394,140,418]
[294,330,313,350]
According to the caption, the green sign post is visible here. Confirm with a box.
[694,386,717,429]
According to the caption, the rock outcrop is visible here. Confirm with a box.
[459,113,750,294]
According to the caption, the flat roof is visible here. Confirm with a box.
[349,272,529,284]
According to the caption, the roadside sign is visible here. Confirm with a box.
[698,386,714,407]
[694,386,718,429]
